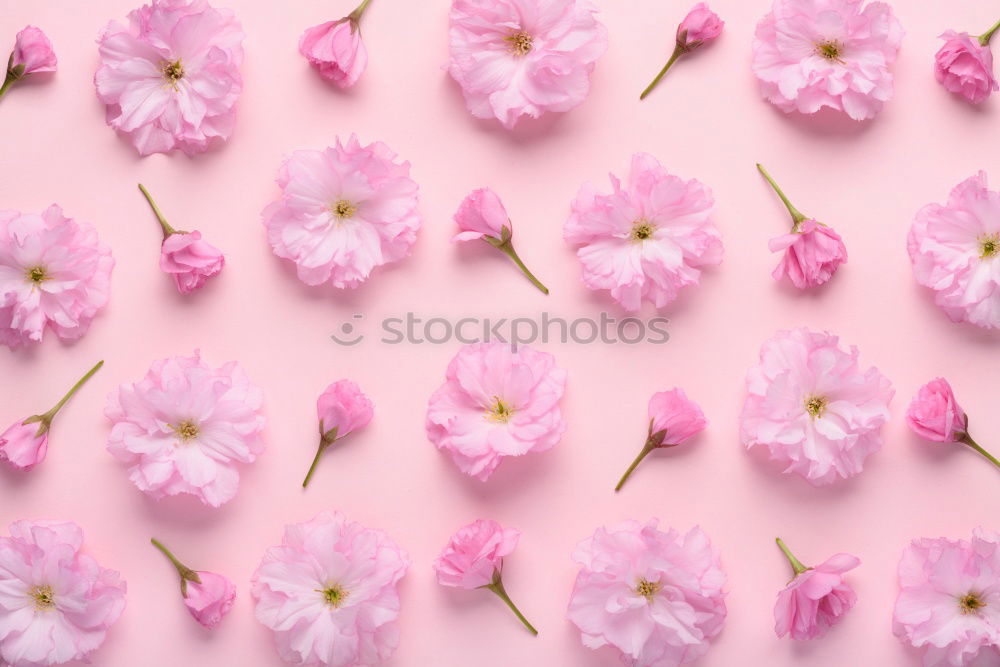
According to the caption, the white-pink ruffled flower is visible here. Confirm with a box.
[105,351,266,507]
[94,0,245,156]
[426,342,566,481]
[251,511,410,667]
[447,0,608,129]
[0,206,114,349]
[740,328,893,485]
[0,520,126,666]
[751,0,904,121]
[908,171,1000,329]
[302,379,374,487]
[151,538,234,629]
[773,538,859,640]
[564,153,723,312]
[935,30,999,105]
[263,136,421,289]
[567,520,727,667]
[893,528,1000,666]
[299,0,373,88]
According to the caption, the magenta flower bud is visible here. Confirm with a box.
[151,539,235,629]
[676,3,724,50]
[302,380,374,487]
[906,378,1000,471]
[299,0,372,88]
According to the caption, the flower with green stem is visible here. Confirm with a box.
[640,3,724,100]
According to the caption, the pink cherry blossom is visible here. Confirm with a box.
[740,328,893,485]
[426,341,566,481]
[616,388,707,491]
[447,0,608,129]
[151,538,234,629]
[94,0,245,156]
[935,30,999,105]
[0,206,114,349]
[908,171,1000,329]
[751,0,904,121]
[263,136,421,289]
[302,379,374,487]
[893,528,1000,666]
[453,188,549,293]
[0,520,126,666]
[299,0,373,88]
[640,3,723,100]
[10,26,57,75]
[105,351,266,507]
[251,511,410,666]
[567,520,727,667]
[564,153,723,312]
[906,378,967,444]
[773,538,859,640]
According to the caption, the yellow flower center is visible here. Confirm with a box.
[26,266,48,283]
[485,397,513,423]
[319,584,349,608]
[162,59,184,84]
[29,585,55,610]
[804,396,827,418]
[506,31,533,56]
[332,199,357,219]
[980,234,999,259]
[815,40,843,61]
[635,579,660,601]
[173,420,200,442]
[959,592,986,615]
[630,220,655,241]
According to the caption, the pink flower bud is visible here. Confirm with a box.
[0,420,48,470]
[934,31,998,105]
[11,26,57,75]
[774,543,860,640]
[299,19,367,88]
[452,188,509,242]
[769,220,848,289]
[434,519,520,590]
[184,571,236,629]
[160,231,225,294]
[677,3,724,50]
[906,378,967,443]
[648,388,707,445]
[317,380,374,439]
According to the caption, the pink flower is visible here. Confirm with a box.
[640,3,724,100]
[151,538,234,629]
[0,361,103,471]
[567,521,727,666]
[105,351,266,508]
[434,519,537,634]
[893,528,1000,666]
[10,26,57,74]
[94,0,245,156]
[740,328,893,486]
[615,388,707,491]
[426,342,566,481]
[453,188,549,293]
[908,171,1000,329]
[447,0,608,129]
[906,378,966,444]
[263,136,421,289]
[299,0,373,88]
[302,379,374,487]
[935,30,999,105]
[0,520,126,666]
[751,0,904,121]
[773,538,859,640]
[0,206,114,349]
[564,153,723,312]
[251,511,410,666]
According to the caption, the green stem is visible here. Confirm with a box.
[498,242,548,295]
[640,47,683,101]
[302,439,331,488]
[39,361,104,424]
[756,164,807,226]
[775,538,810,576]
[349,0,373,22]
[0,73,14,100]
[960,433,1000,470]
[979,18,1000,46]
[138,183,176,238]
[615,443,655,492]
[151,538,201,595]
[487,578,538,636]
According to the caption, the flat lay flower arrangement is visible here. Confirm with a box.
[0,0,998,666]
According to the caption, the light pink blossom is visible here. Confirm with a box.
[299,0,373,88]
[567,520,727,667]
[302,379,374,487]
[908,171,1000,329]
[615,388,707,491]
[906,378,966,444]
[0,520,126,666]
[564,153,723,312]
[751,0,904,121]
[640,3,723,100]
[773,538,859,640]
[94,0,245,156]
[151,538,234,629]
[12,26,57,74]
[105,351,266,507]
[0,206,114,349]
[740,328,893,485]
[263,136,421,289]
[935,30,999,105]
[251,511,410,667]
[893,528,1000,666]
[447,0,608,129]
[453,188,549,293]
[426,341,566,481]
[0,361,103,471]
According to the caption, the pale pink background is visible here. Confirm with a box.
[1,0,999,665]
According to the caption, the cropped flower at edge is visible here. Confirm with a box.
[893,528,1000,666]
[740,327,894,486]
[751,0,904,121]
[302,379,374,487]
[567,520,728,667]
[773,538,860,640]
[906,378,1000,472]
[935,19,1000,105]
[150,538,235,629]
[433,519,538,635]
[0,361,103,471]
[94,0,245,156]
[453,188,549,294]
[299,0,374,88]
[1,26,57,101]
[251,511,410,667]
[447,0,608,130]
[0,206,114,349]
[640,3,723,100]
[564,153,723,312]
[263,136,421,289]
[0,520,127,667]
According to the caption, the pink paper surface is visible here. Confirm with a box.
[1,1,998,665]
